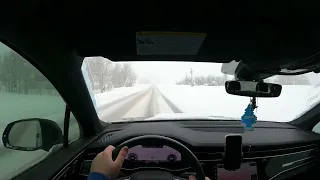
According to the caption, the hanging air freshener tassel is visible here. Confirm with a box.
[241,98,257,131]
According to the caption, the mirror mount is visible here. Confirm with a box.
[2,118,63,152]
[250,97,258,110]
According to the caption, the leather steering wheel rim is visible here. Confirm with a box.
[112,135,206,180]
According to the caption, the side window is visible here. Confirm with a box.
[312,122,320,134]
[69,113,80,143]
[0,43,79,180]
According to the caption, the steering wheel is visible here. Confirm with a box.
[112,135,206,180]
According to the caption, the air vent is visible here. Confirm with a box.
[99,133,113,142]
[194,152,224,161]
[193,144,318,162]
[243,144,319,159]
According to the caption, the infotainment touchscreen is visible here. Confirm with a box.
[216,162,258,180]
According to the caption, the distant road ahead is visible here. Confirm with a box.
[98,86,181,122]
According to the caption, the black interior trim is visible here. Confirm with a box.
[269,160,316,180]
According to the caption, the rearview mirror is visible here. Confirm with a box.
[2,118,63,151]
[225,81,282,97]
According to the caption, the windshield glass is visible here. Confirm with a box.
[81,57,320,122]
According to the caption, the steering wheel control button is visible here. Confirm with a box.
[128,153,138,162]
[167,154,177,162]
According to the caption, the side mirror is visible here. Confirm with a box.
[2,118,63,151]
[225,80,282,97]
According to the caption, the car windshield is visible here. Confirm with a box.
[81,57,320,123]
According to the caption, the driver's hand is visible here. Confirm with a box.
[90,145,129,180]
[189,175,211,180]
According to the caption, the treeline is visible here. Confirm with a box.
[177,73,310,86]
[84,57,137,93]
[176,74,228,86]
[266,75,310,85]
[0,51,57,95]
[0,52,137,95]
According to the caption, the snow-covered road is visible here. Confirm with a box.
[97,86,179,122]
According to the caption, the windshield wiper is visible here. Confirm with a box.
[207,116,240,120]
[120,117,147,121]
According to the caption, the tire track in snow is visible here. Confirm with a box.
[147,88,156,117]
[97,91,145,111]
[100,88,152,121]
[154,87,183,113]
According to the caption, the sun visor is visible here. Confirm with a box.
[75,31,232,63]
[75,24,320,66]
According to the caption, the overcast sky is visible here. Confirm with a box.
[131,62,225,84]
[129,61,320,85]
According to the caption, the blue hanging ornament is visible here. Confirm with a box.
[241,104,257,131]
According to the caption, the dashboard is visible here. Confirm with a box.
[125,145,258,180]
[121,145,258,180]
[72,120,320,180]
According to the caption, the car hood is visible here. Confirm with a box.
[146,113,240,121]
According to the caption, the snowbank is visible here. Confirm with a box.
[156,85,313,122]
[94,85,150,106]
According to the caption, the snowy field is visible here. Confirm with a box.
[0,84,319,180]
[156,85,314,122]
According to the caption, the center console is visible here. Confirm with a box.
[197,145,318,180]
[216,162,258,180]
